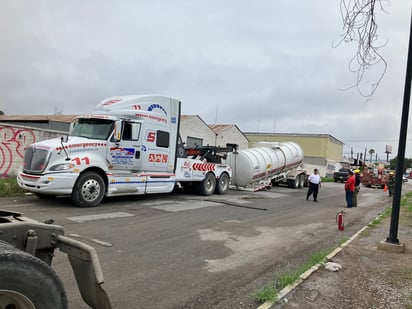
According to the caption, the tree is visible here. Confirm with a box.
[389,157,412,173]
[368,148,375,162]
[0,111,4,115]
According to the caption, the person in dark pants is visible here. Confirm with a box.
[344,170,355,208]
[387,172,395,197]
[353,169,361,207]
[306,168,321,202]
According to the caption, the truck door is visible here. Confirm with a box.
[139,127,176,194]
[108,121,143,171]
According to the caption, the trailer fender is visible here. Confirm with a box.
[56,235,111,309]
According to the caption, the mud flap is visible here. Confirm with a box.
[56,235,112,309]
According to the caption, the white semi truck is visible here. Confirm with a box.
[17,95,235,207]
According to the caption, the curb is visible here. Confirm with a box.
[256,214,377,309]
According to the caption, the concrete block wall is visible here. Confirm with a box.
[0,124,64,177]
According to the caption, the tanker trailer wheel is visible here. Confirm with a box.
[198,172,216,196]
[0,241,68,309]
[72,171,105,207]
[215,173,230,195]
[298,174,305,188]
[288,177,299,188]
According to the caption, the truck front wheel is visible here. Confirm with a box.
[0,241,68,309]
[72,171,105,207]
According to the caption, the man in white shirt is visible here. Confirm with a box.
[306,168,321,202]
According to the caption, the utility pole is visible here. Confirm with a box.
[386,11,412,245]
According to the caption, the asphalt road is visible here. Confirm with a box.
[0,182,401,308]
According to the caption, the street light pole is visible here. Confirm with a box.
[387,11,412,244]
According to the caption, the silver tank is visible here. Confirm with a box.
[226,142,304,187]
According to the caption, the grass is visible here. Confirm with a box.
[252,250,328,304]
[367,207,392,227]
[338,237,349,246]
[365,190,412,229]
[252,281,277,303]
[0,177,26,197]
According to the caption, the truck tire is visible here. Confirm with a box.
[0,241,68,309]
[299,174,305,188]
[198,172,216,196]
[215,173,230,195]
[288,177,299,189]
[72,171,105,207]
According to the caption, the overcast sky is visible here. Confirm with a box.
[1,1,411,160]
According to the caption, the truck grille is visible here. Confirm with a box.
[23,146,49,173]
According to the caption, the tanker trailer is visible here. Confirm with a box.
[225,142,307,191]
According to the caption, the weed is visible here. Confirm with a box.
[253,251,328,304]
[252,281,277,303]
[368,208,392,228]
[0,177,26,197]
[339,238,349,245]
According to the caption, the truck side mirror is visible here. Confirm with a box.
[113,120,122,142]
[60,135,68,143]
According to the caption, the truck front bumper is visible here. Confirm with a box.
[17,171,78,195]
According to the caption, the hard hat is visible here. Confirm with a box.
[354,169,360,173]
[389,171,394,175]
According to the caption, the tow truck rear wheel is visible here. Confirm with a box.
[0,241,68,309]
[72,171,105,207]
[215,173,230,195]
[198,172,216,196]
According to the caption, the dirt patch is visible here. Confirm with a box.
[273,208,412,309]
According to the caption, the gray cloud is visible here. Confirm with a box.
[0,0,410,158]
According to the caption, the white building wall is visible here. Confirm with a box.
[180,116,217,147]
[215,127,248,150]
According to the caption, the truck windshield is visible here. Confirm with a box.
[70,118,114,140]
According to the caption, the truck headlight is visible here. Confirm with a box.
[50,163,75,171]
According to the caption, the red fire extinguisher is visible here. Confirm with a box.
[336,211,345,231]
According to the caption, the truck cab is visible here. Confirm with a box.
[18,95,182,207]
